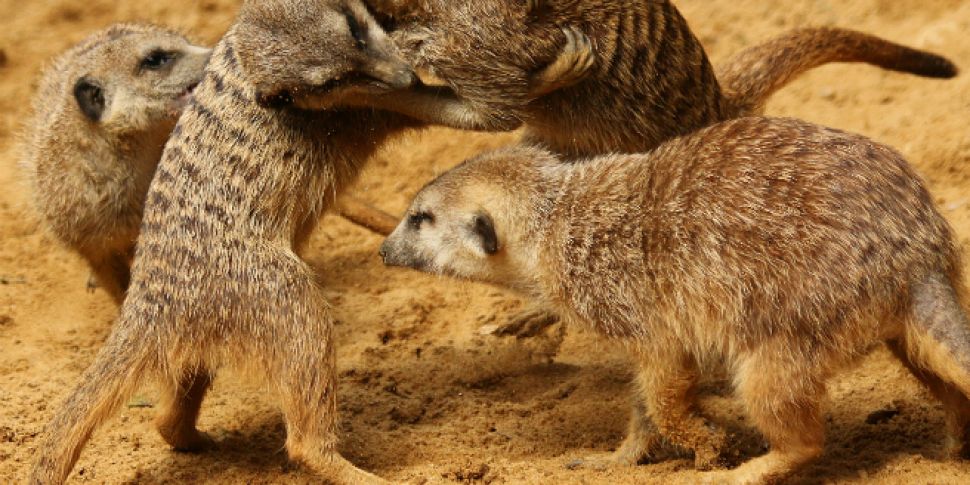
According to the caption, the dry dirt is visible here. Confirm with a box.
[2,0,970,483]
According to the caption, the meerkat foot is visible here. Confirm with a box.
[526,0,544,14]
[529,26,596,98]
[158,425,216,452]
[566,439,650,470]
[290,450,387,485]
[491,308,560,338]
[692,427,729,471]
[701,445,822,485]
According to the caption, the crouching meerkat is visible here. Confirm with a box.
[21,24,211,303]
[380,117,970,483]
[27,0,436,482]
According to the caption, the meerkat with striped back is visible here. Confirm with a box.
[380,117,970,483]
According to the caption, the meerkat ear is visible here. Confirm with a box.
[73,77,106,121]
[473,214,499,255]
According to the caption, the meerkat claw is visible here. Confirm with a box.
[526,0,543,14]
[529,26,596,98]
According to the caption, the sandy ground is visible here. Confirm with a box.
[2,0,970,483]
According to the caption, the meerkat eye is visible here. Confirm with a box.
[408,211,434,230]
[344,12,367,49]
[140,50,177,71]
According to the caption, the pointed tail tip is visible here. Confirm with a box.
[911,53,959,79]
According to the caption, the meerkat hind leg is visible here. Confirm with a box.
[259,271,386,484]
[529,26,596,98]
[155,367,214,452]
[887,338,970,458]
[892,273,970,458]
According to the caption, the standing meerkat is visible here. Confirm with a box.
[21,24,211,303]
[380,117,970,483]
[26,0,441,482]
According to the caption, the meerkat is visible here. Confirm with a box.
[380,117,970,483]
[342,0,960,339]
[20,24,211,303]
[27,0,426,482]
[351,0,957,158]
[19,22,417,302]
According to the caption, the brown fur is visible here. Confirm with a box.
[29,1,419,483]
[355,0,959,343]
[718,26,959,115]
[362,0,956,159]
[21,24,211,303]
[381,117,970,483]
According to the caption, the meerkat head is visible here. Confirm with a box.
[393,0,559,112]
[234,0,415,109]
[381,146,562,294]
[66,24,211,135]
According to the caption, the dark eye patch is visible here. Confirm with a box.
[141,50,176,71]
[408,211,434,230]
[344,11,367,49]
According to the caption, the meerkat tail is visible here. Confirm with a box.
[30,322,154,485]
[334,195,400,236]
[718,27,959,114]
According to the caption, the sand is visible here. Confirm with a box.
[2,0,970,483]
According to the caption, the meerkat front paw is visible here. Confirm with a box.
[529,26,596,98]
[489,308,560,338]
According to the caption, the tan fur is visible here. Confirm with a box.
[29,1,419,483]
[362,0,956,158]
[20,24,211,303]
[357,0,959,342]
[381,117,970,483]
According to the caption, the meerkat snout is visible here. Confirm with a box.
[236,0,416,111]
[380,210,437,270]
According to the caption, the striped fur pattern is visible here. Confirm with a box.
[372,0,956,159]
[29,1,416,483]
[361,0,959,356]
[381,117,970,483]
[21,24,211,303]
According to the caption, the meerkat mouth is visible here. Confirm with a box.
[260,72,405,110]
[170,82,200,115]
